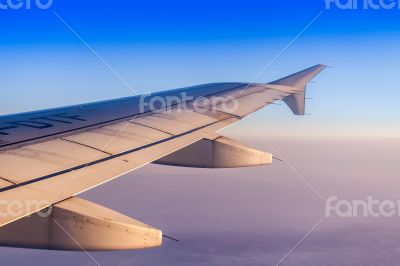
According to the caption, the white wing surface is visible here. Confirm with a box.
[0,65,326,250]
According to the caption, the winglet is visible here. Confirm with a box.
[271,64,326,115]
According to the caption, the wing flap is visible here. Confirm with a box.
[0,139,109,183]
[133,109,220,135]
[0,118,238,227]
[63,122,171,155]
[0,111,224,184]
[212,87,289,117]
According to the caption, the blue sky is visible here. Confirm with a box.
[0,0,399,138]
[1,2,400,266]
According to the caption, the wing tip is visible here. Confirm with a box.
[271,64,327,89]
[276,64,327,116]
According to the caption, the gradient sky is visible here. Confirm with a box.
[0,1,400,265]
[0,0,399,138]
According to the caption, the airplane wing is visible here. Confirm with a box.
[0,65,326,251]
